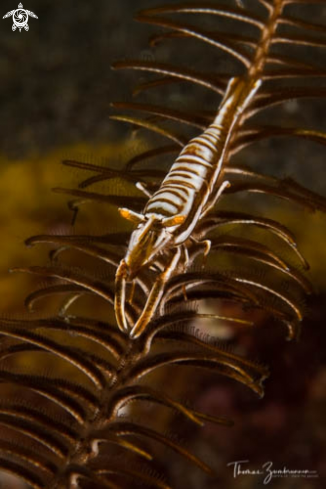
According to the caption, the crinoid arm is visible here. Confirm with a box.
[0,0,325,488]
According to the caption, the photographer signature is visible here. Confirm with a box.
[227,460,319,485]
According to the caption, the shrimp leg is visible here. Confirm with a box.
[130,247,182,339]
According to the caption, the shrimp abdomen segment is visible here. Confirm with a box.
[115,76,263,338]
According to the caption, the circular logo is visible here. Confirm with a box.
[13,8,28,28]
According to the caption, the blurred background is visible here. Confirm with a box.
[0,0,325,487]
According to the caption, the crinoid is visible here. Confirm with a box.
[0,0,326,488]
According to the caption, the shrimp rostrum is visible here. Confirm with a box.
[115,76,262,339]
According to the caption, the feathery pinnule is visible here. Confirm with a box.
[0,1,325,487]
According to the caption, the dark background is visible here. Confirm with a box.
[0,1,325,488]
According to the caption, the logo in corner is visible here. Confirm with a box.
[3,3,38,32]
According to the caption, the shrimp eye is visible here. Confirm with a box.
[162,215,186,227]
[119,208,145,224]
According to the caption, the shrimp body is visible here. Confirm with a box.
[115,76,262,338]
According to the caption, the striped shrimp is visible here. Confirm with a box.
[115,75,262,339]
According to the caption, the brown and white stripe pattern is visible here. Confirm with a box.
[144,125,222,239]
[115,76,262,337]
[143,76,262,244]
